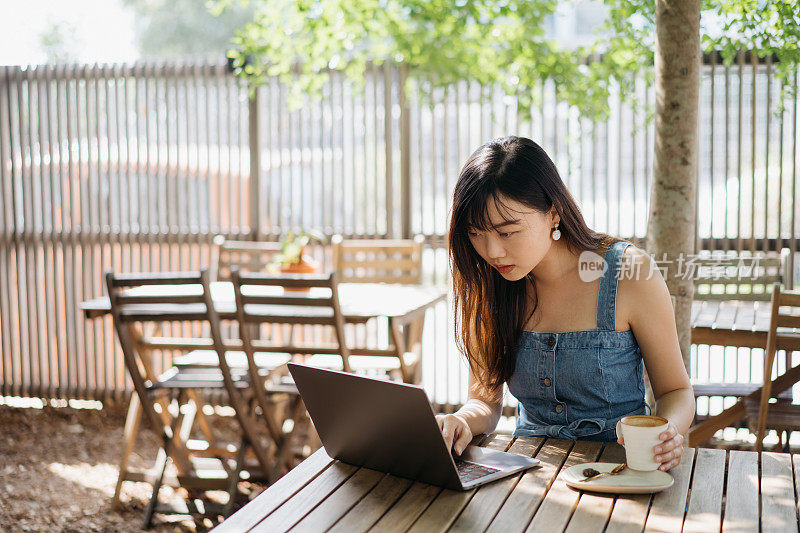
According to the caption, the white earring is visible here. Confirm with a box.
[551,223,561,241]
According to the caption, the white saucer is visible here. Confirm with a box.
[562,462,674,494]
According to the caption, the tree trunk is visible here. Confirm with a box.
[646,0,701,372]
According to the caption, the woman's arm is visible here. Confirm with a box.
[436,368,503,455]
[620,247,695,470]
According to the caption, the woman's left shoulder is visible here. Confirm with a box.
[618,243,652,274]
[616,244,671,324]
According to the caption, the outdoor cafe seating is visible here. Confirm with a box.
[98,234,445,525]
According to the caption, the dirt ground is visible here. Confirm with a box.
[0,402,255,532]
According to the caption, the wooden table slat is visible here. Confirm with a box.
[715,301,739,330]
[605,493,653,533]
[290,467,386,532]
[448,437,545,533]
[364,435,488,533]
[485,438,574,533]
[722,449,759,533]
[683,448,725,533]
[792,455,800,533]
[691,299,703,323]
[212,448,333,533]
[697,300,721,327]
[523,440,604,533]
[734,300,757,331]
[367,480,443,533]
[696,300,717,326]
[754,300,772,331]
[249,461,359,532]
[563,442,627,533]
[761,451,797,533]
[643,446,695,533]
[327,474,414,533]
[405,434,513,533]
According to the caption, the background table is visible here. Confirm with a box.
[216,434,797,533]
[81,281,446,382]
[691,299,800,350]
[81,282,446,324]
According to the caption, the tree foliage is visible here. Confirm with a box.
[219,0,800,119]
[38,20,82,64]
[124,0,255,59]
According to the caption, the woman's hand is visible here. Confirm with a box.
[616,420,685,471]
[652,422,684,471]
[435,413,473,456]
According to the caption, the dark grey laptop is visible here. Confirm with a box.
[286,363,540,490]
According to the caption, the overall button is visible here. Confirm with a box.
[544,377,552,387]
[555,404,564,413]
[547,336,555,347]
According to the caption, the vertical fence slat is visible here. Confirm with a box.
[0,66,13,398]
[43,66,60,398]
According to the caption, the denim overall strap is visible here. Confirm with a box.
[595,241,631,331]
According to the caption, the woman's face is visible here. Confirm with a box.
[466,195,558,281]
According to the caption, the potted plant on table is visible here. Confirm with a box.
[274,228,326,274]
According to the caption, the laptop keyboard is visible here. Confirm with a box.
[455,460,501,483]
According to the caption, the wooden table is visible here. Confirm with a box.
[691,299,800,350]
[81,281,446,327]
[214,433,797,533]
[81,281,447,382]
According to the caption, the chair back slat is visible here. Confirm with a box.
[231,269,351,372]
[779,291,800,308]
[241,295,334,307]
[116,293,206,306]
[214,236,281,281]
[692,250,789,301]
[109,271,204,287]
[236,272,336,289]
[776,314,800,330]
[108,272,211,322]
[332,234,424,284]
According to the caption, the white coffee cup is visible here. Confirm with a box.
[620,415,669,471]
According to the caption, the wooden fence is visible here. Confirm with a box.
[0,54,798,412]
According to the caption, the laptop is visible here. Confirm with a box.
[286,363,540,490]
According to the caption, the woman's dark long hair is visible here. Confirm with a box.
[449,136,622,394]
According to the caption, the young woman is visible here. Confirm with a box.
[436,136,694,471]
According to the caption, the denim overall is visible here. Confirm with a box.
[507,240,647,442]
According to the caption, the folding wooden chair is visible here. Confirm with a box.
[106,270,282,527]
[230,270,360,474]
[331,235,427,383]
[213,236,282,281]
[752,283,800,451]
[331,234,425,284]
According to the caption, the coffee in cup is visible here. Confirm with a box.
[620,415,669,471]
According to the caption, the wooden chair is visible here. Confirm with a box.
[751,283,800,451]
[331,235,426,383]
[691,249,791,401]
[106,270,285,526]
[230,269,351,370]
[230,269,412,380]
[213,235,282,281]
[331,234,425,283]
